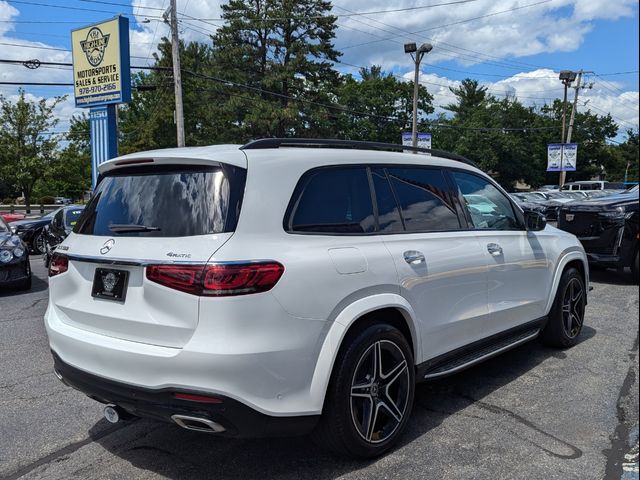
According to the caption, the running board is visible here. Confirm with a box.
[418,319,545,381]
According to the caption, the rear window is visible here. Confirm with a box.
[75,164,246,237]
[287,167,375,234]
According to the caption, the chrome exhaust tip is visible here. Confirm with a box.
[171,414,226,433]
[53,369,69,387]
[103,404,121,424]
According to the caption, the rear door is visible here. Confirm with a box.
[376,166,490,362]
[50,163,246,348]
[450,170,551,329]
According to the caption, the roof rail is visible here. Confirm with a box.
[239,138,476,167]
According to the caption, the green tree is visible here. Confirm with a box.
[39,115,92,200]
[335,66,433,143]
[445,79,491,120]
[212,0,341,137]
[0,90,65,210]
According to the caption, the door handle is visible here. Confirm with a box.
[403,250,425,265]
[487,243,503,256]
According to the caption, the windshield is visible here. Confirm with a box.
[74,164,246,237]
[43,208,62,219]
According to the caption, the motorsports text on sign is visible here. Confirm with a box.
[71,16,131,108]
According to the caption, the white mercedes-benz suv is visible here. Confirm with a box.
[45,139,588,458]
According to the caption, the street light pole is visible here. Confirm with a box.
[558,70,577,187]
[405,42,433,150]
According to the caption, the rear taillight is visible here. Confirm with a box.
[146,262,284,296]
[48,254,68,277]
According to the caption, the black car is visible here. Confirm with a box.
[0,216,32,290]
[10,208,62,255]
[43,205,85,267]
[557,186,639,281]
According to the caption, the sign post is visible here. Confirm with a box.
[71,16,131,187]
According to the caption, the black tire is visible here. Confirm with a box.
[32,232,47,255]
[313,323,415,458]
[539,267,586,348]
[632,248,639,285]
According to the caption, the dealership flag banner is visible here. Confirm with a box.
[547,143,578,172]
[402,132,432,154]
[562,143,578,171]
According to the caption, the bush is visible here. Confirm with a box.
[1,197,13,205]
[40,195,56,205]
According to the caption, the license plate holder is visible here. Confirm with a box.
[92,268,129,302]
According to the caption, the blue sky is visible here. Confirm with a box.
[0,0,638,137]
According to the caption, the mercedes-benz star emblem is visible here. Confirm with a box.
[100,239,115,255]
[102,272,118,293]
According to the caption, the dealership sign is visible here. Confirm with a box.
[547,143,577,172]
[402,132,432,154]
[71,16,131,108]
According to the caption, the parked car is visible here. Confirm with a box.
[1,212,26,223]
[510,194,547,217]
[42,205,84,268]
[557,185,638,281]
[539,185,560,191]
[0,216,32,290]
[54,197,72,205]
[561,181,623,191]
[10,208,62,255]
[46,139,588,458]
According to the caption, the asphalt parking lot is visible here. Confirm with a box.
[0,257,638,480]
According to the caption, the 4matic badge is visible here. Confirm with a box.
[80,27,110,67]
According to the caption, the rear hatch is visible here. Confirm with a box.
[50,162,246,348]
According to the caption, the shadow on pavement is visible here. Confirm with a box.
[589,267,637,286]
[90,326,597,479]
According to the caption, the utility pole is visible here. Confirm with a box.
[561,70,585,186]
[166,0,185,147]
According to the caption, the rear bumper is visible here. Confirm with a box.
[52,352,318,438]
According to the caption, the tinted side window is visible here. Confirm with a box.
[371,168,403,233]
[290,167,375,234]
[386,167,461,232]
[451,171,520,230]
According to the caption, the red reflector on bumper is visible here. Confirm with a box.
[174,392,223,404]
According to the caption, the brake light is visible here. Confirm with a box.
[48,254,68,277]
[146,262,284,296]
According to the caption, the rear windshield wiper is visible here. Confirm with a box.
[108,224,161,233]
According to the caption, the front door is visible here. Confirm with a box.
[371,167,490,362]
[450,170,551,331]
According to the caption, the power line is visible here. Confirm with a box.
[339,0,553,51]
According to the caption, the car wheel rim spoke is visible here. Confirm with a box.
[562,278,584,338]
[350,339,410,444]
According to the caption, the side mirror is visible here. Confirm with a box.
[526,211,546,231]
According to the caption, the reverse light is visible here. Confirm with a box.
[48,254,69,277]
[146,262,284,296]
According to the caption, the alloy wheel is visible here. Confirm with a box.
[34,234,47,255]
[350,339,410,444]
[562,278,585,338]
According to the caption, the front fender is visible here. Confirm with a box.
[308,293,419,413]
[544,246,589,314]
